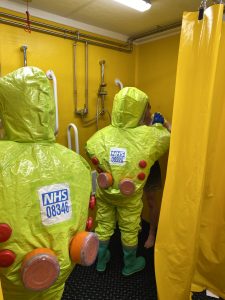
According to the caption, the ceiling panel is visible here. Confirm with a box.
[1,0,217,38]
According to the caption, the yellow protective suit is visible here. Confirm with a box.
[0,67,93,300]
[86,87,170,246]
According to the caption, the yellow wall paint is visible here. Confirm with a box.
[0,283,2,300]
[0,281,2,300]
[136,34,180,120]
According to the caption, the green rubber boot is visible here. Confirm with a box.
[122,246,146,276]
[96,240,111,272]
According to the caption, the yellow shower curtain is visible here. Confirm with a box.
[155,4,225,300]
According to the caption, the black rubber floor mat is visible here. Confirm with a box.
[62,220,223,300]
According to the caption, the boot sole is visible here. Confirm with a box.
[122,266,145,276]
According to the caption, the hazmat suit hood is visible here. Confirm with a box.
[111,87,149,128]
[0,66,55,142]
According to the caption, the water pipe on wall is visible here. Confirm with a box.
[67,123,79,154]
[73,42,88,116]
[98,60,107,114]
[46,70,59,135]
[81,59,111,130]
[20,45,28,66]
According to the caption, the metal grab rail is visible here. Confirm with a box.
[67,123,79,154]
[46,70,59,135]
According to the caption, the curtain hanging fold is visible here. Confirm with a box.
[155,4,225,300]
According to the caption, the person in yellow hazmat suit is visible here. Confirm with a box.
[144,114,171,249]
[0,67,99,300]
[86,87,170,276]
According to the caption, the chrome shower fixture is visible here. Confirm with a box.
[20,45,28,66]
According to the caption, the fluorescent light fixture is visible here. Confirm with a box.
[113,0,151,12]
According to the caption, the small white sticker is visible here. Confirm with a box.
[109,148,127,165]
[38,183,72,226]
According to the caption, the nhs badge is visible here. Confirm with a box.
[110,148,127,165]
[38,183,72,226]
